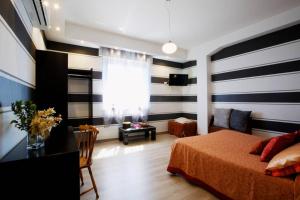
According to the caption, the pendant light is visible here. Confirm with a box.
[162,0,177,54]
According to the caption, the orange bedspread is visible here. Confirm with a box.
[167,130,300,200]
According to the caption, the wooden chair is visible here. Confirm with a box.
[77,125,99,199]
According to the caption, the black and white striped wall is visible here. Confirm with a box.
[45,42,197,140]
[149,59,197,133]
[210,23,300,137]
[0,0,45,158]
[64,54,197,139]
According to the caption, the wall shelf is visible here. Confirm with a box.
[67,68,94,126]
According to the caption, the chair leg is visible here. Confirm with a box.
[88,166,99,199]
[79,169,84,186]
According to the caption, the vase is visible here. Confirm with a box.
[27,133,45,150]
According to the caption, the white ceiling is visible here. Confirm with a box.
[45,0,300,50]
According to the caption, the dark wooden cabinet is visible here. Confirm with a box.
[0,127,80,199]
[35,50,68,129]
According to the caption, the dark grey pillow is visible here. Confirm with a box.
[229,109,251,133]
[213,108,232,128]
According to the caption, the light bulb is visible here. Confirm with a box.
[43,1,49,7]
[162,41,177,54]
[53,3,60,10]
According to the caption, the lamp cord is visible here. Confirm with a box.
[166,0,171,42]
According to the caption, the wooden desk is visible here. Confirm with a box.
[0,127,80,200]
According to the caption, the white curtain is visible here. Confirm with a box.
[102,48,151,124]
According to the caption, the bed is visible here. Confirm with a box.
[167,130,300,200]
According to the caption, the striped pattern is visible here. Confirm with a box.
[45,39,198,138]
[68,94,102,102]
[183,60,197,68]
[68,112,197,127]
[0,0,39,158]
[150,95,197,102]
[46,40,99,56]
[68,94,197,103]
[67,70,197,85]
[212,59,300,82]
[0,0,36,58]
[153,58,183,69]
[210,23,300,135]
[252,119,300,133]
[68,69,102,79]
[65,52,197,139]
[188,78,197,84]
[153,58,197,69]
[211,23,300,61]
[151,76,196,84]
[212,92,300,103]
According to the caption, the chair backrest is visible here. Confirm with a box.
[77,125,99,165]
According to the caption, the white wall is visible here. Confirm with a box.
[0,1,45,158]
[181,66,197,114]
[188,6,300,135]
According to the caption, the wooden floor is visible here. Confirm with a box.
[80,134,218,200]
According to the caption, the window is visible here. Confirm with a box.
[102,49,151,124]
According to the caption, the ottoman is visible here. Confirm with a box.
[168,119,197,137]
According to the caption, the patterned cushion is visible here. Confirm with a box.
[265,143,300,177]
[260,132,297,162]
[213,108,232,128]
[266,163,300,177]
[229,109,251,133]
[174,117,193,124]
[249,138,272,155]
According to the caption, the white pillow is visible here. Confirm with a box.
[174,117,192,124]
[213,108,232,128]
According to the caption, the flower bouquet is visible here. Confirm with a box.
[30,108,62,139]
[11,100,62,149]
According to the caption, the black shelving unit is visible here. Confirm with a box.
[68,68,94,125]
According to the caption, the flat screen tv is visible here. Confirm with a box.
[169,74,188,86]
